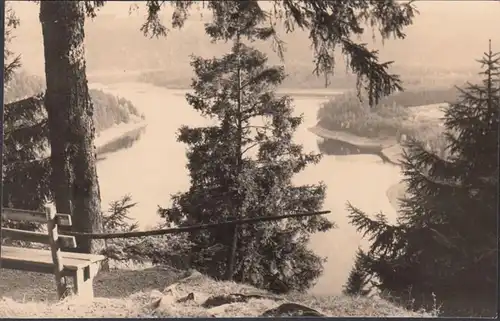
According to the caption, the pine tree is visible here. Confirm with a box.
[2,4,52,217]
[159,2,334,292]
[3,4,21,85]
[346,43,499,317]
[342,249,371,297]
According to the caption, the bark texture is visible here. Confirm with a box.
[40,1,104,254]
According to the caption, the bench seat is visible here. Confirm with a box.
[2,206,107,300]
[1,246,106,299]
[1,246,105,273]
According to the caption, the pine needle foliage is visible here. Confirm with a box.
[346,43,499,317]
[159,2,334,293]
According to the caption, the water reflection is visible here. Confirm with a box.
[96,125,147,161]
[317,137,365,156]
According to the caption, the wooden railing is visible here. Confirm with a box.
[2,208,331,281]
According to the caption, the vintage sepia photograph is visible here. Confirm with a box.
[1,0,498,318]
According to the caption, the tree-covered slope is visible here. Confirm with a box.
[4,70,144,133]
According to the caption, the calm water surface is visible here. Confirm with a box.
[93,82,402,295]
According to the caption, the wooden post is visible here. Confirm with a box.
[225,220,238,281]
[46,205,67,299]
[72,264,96,300]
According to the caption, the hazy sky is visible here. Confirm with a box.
[10,1,500,19]
[7,1,500,76]
[11,1,499,22]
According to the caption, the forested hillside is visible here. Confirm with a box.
[313,87,455,161]
[4,70,144,132]
[316,87,457,139]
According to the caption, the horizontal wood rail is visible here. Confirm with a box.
[1,207,72,226]
[63,210,332,240]
[1,227,77,248]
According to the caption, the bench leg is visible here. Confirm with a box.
[53,275,70,299]
[72,263,99,301]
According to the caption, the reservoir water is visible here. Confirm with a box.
[93,82,402,295]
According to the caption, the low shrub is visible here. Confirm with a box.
[100,195,194,270]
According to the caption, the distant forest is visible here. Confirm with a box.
[373,86,460,108]
[136,67,470,92]
[4,71,144,133]
[136,67,359,90]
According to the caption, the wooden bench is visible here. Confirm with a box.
[1,206,106,300]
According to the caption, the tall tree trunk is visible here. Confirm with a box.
[40,1,104,254]
[225,32,243,281]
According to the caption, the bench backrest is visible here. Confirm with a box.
[1,207,77,248]
[1,206,77,299]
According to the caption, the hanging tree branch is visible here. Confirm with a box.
[137,0,417,107]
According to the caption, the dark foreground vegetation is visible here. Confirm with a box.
[344,46,499,317]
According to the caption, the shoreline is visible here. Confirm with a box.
[309,124,404,164]
[308,124,406,212]
[308,125,398,148]
[309,101,446,166]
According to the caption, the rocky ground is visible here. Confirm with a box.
[0,267,432,318]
